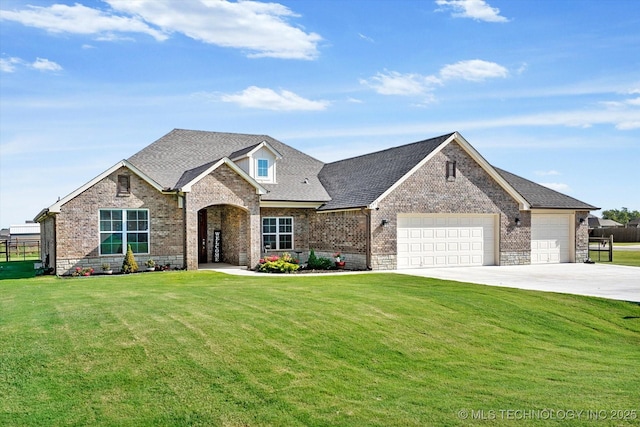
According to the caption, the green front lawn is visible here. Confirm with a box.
[1,272,639,426]
[589,249,640,267]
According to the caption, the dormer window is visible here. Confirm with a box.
[230,140,282,184]
[257,159,269,178]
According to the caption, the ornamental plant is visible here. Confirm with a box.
[122,244,139,274]
[307,249,334,270]
[72,266,94,277]
[257,253,300,273]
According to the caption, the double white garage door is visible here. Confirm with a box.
[397,214,496,268]
[397,213,572,269]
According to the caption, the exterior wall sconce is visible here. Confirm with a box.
[381,219,389,226]
[579,217,585,224]
[515,217,521,226]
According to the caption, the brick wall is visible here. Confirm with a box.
[308,210,368,270]
[372,141,527,269]
[54,167,184,275]
[185,164,261,269]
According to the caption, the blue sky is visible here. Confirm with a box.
[1,0,639,227]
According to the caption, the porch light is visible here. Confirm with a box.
[579,217,585,223]
[515,217,521,226]
[381,219,389,226]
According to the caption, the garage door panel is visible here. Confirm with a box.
[531,214,571,264]
[397,214,496,269]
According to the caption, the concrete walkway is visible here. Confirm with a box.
[394,263,640,302]
[201,262,640,303]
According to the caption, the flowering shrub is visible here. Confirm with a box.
[257,253,300,273]
[72,267,94,277]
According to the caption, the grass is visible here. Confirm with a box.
[589,248,640,267]
[1,272,639,426]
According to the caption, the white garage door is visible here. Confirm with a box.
[397,214,496,269]
[531,214,572,264]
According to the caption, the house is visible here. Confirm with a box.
[9,222,41,242]
[627,218,640,228]
[35,129,597,275]
[588,215,623,229]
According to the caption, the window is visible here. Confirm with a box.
[257,159,269,178]
[446,161,456,181]
[262,217,293,250]
[117,175,130,195]
[100,209,149,255]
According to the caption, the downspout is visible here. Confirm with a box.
[361,207,372,270]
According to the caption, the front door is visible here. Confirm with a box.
[198,209,207,263]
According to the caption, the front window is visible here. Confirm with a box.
[100,209,149,255]
[262,217,293,250]
[257,159,269,178]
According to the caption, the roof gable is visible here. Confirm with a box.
[230,140,283,161]
[318,132,531,211]
[44,160,164,215]
[176,158,267,194]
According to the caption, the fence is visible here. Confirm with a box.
[588,235,613,262]
[0,239,41,262]
[590,227,640,242]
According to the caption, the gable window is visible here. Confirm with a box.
[100,209,149,255]
[117,175,131,195]
[257,159,269,178]
[446,161,457,181]
[262,217,293,250]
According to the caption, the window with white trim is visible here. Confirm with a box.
[100,209,149,255]
[262,217,293,250]
[257,159,269,178]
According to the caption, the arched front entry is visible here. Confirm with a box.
[197,204,253,267]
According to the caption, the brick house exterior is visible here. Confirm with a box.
[35,130,597,275]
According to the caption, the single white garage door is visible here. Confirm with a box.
[397,214,496,269]
[531,214,572,264]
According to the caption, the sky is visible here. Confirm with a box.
[1,0,639,228]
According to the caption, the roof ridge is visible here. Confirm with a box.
[326,132,455,166]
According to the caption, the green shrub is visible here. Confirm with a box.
[306,249,334,270]
[121,245,139,274]
[257,253,300,274]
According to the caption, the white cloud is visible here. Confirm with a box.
[535,170,561,176]
[0,3,167,40]
[106,0,321,59]
[220,86,329,111]
[435,0,509,23]
[538,182,571,192]
[0,57,22,73]
[359,71,441,96]
[0,0,321,60]
[358,33,374,43]
[0,56,62,73]
[439,59,508,81]
[616,121,640,130]
[361,59,508,100]
[31,57,62,72]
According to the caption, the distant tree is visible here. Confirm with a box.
[602,207,640,225]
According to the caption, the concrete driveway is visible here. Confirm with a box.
[395,263,640,302]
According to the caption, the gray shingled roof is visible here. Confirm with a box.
[318,134,453,211]
[494,167,598,210]
[128,129,330,202]
[127,129,596,211]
